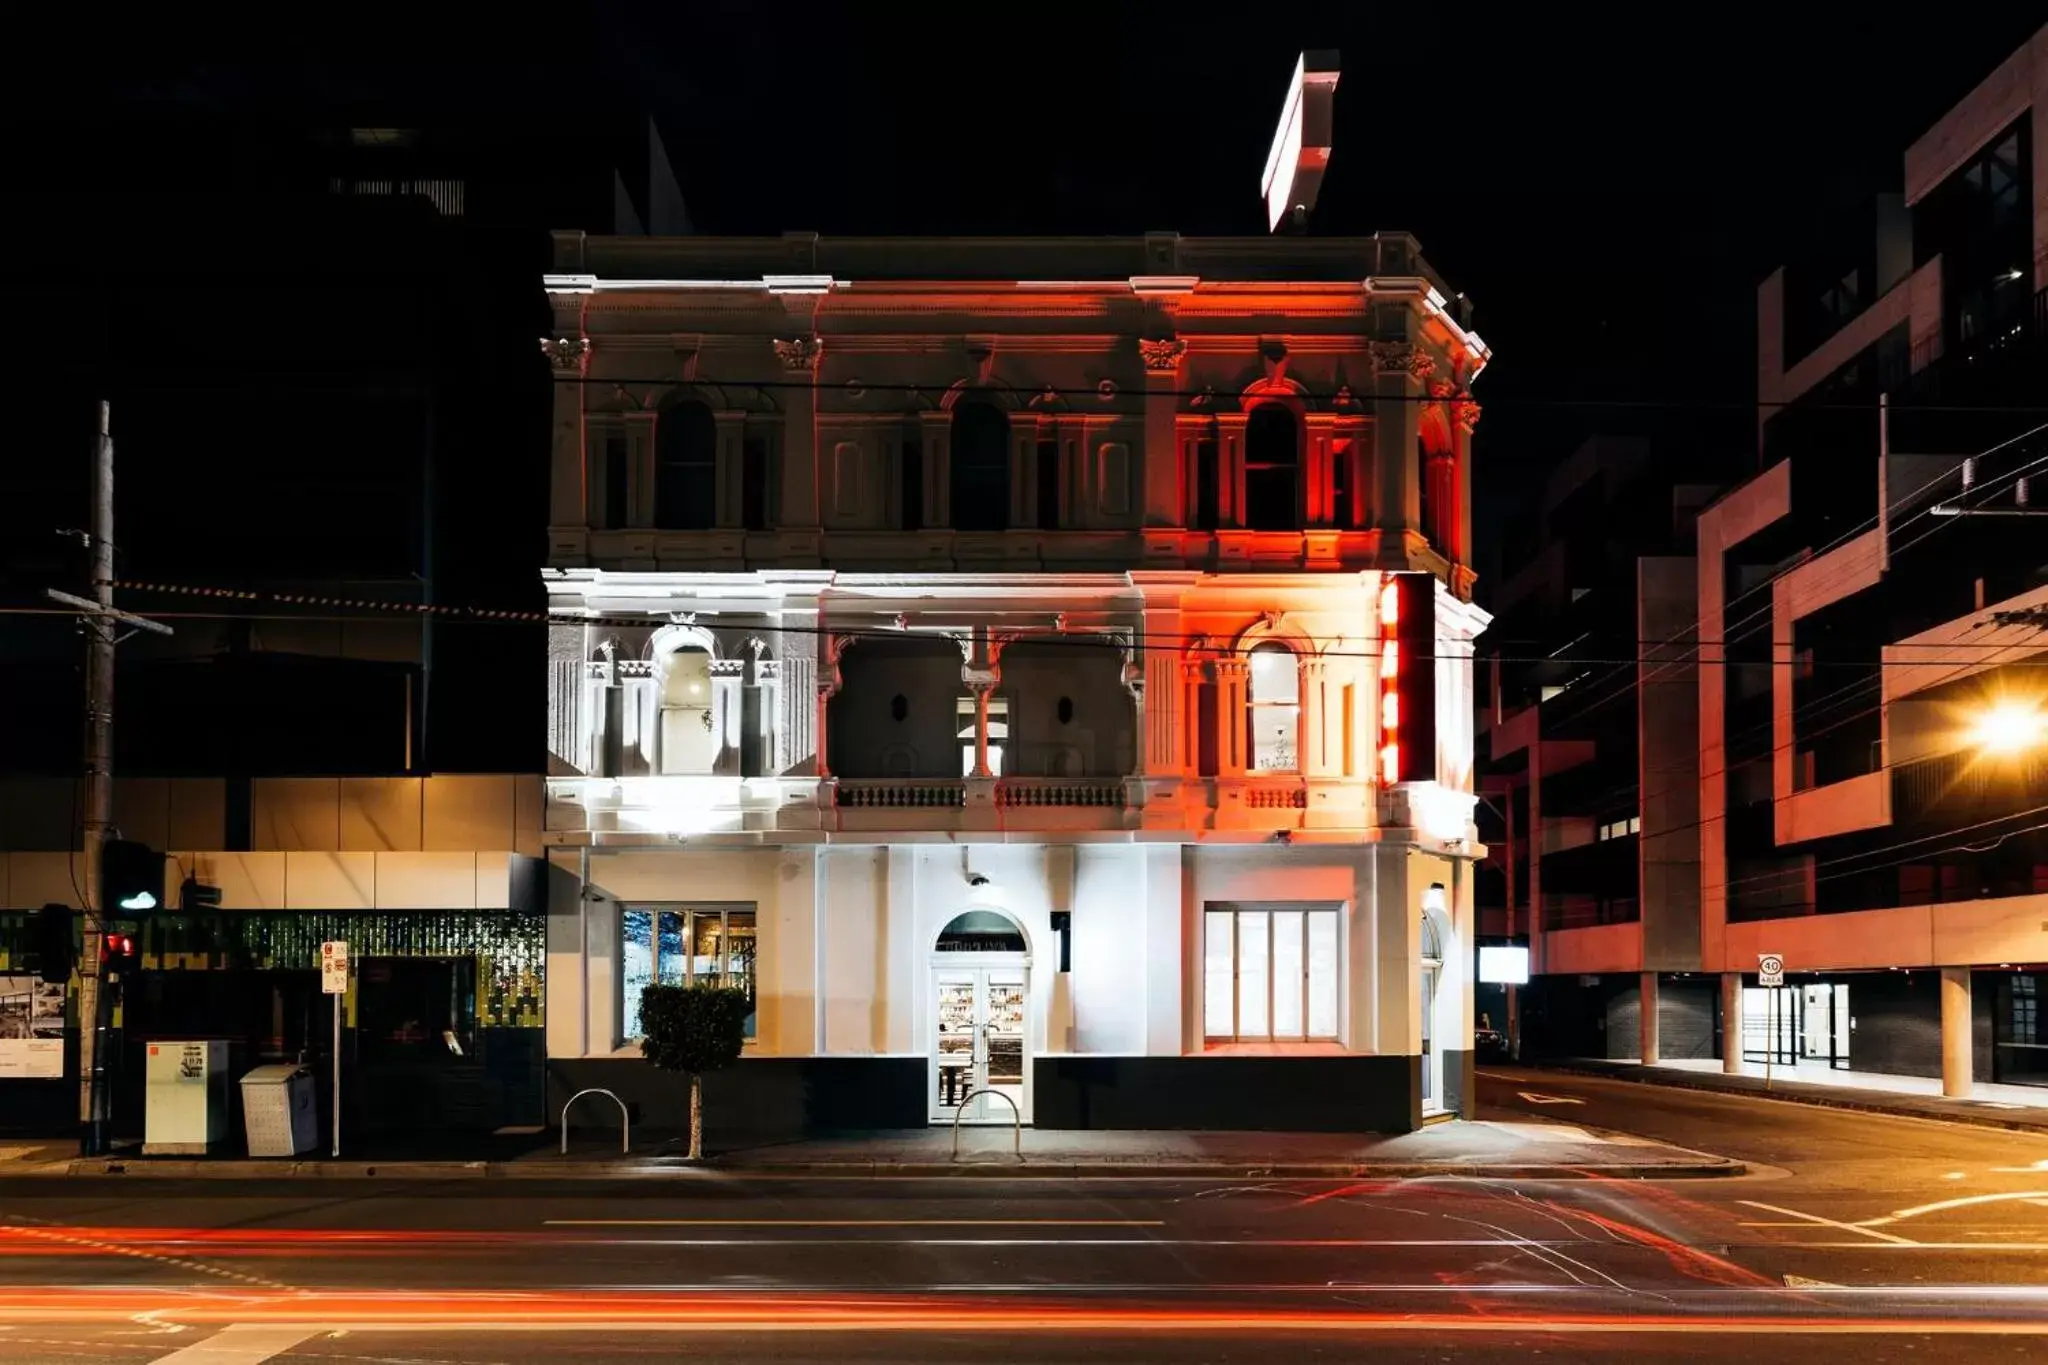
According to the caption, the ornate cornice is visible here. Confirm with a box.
[1138,338,1186,372]
[540,336,590,373]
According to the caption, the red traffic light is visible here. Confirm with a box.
[101,933,139,963]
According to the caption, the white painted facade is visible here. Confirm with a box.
[539,231,1490,1128]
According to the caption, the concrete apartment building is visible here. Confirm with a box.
[1518,26,2048,1095]
[536,226,1494,1137]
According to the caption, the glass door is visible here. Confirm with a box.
[929,966,1028,1124]
[981,970,1027,1123]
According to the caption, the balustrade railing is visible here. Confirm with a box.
[995,779,1125,808]
[835,780,966,809]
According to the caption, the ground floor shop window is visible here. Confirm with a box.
[622,906,757,1041]
[1203,905,1339,1042]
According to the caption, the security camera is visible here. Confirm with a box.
[967,873,991,888]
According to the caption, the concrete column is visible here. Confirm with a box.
[1941,967,1973,1099]
[1638,971,1661,1065]
[1721,972,1742,1074]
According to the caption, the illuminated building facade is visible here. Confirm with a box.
[539,230,1491,1135]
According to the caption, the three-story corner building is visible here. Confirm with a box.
[537,230,1492,1139]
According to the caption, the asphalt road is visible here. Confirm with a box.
[0,1069,2043,1362]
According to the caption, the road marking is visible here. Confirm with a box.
[1991,1160,2048,1174]
[149,1324,320,1363]
[1784,1274,1844,1289]
[1737,1201,1916,1245]
[1863,1190,2048,1227]
[540,1219,1167,1230]
[1515,1091,1586,1106]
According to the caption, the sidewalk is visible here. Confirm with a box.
[1542,1058,2048,1133]
[0,1118,1743,1180]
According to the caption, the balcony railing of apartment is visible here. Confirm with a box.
[1893,746,2048,826]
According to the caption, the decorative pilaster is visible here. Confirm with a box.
[1214,656,1250,776]
[713,412,747,529]
[1213,412,1248,528]
[774,336,822,528]
[1300,656,1329,777]
[1371,333,1433,549]
[1139,338,1185,527]
[543,334,590,548]
[754,651,783,775]
[710,658,746,776]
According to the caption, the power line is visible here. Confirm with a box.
[31,585,2046,673]
[555,371,2048,417]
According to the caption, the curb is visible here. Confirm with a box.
[1536,1064,2048,1135]
[8,1155,1745,1181]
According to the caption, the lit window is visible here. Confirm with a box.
[621,906,757,1042]
[1204,906,1340,1041]
[1246,646,1299,773]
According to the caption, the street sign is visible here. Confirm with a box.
[1758,953,1785,988]
[321,940,350,995]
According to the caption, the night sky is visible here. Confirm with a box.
[6,5,2041,775]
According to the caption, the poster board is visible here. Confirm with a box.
[0,975,66,1079]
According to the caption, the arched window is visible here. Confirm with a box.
[1246,644,1300,773]
[658,648,716,774]
[951,401,1010,531]
[935,910,1027,954]
[1243,405,1300,530]
[655,401,718,530]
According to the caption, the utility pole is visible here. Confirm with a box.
[46,401,170,1155]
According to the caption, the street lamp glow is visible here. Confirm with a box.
[1970,701,2045,755]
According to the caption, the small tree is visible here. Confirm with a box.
[637,983,751,1160]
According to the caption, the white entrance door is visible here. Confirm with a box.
[930,965,1028,1124]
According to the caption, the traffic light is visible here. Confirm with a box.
[100,839,164,914]
[33,904,74,985]
[101,931,141,977]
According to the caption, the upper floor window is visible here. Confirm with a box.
[1246,645,1300,773]
[1243,405,1300,530]
[951,401,1010,531]
[655,401,717,530]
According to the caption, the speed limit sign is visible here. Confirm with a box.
[1758,953,1785,987]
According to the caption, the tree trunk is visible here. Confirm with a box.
[689,1072,704,1161]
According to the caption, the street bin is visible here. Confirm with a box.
[240,1064,319,1157]
[143,1040,231,1155]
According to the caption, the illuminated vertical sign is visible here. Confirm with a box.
[1378,573,1438,786]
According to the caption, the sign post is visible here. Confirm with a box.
[321,941,349,1157]
[1757,954,1785,1088]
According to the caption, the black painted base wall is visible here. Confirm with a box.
[1607,977,1718,1060]
[1032,1055,1422,1133]
[1442,1047,1474,1120]
[547,1056,926,1147]
[1844,971,1941,1078]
